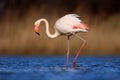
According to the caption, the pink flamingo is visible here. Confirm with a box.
[34,14,88,68]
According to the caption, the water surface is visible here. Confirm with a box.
[0,56,120,80]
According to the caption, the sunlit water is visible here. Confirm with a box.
[0,56,120,80]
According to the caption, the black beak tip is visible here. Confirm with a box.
[35,32,40,35]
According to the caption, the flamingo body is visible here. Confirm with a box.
[54,14,88,35]
[34,14,89,68]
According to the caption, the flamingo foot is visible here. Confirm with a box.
[72,61,77,68]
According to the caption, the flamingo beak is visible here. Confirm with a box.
[34,26,40,35]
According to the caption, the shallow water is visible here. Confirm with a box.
[0,56,120,80]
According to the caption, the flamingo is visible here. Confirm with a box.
[34,14,88,68]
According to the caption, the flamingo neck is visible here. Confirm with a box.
[35,19,60,38]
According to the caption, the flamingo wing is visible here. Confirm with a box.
[73,23,89,30]
[54,14,88,34]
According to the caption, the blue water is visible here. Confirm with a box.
[0,56,120,80]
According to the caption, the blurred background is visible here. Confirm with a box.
[0,0,120,56]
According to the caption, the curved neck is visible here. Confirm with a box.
[35,19,60,38]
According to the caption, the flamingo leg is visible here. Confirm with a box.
[72,34,86,67]
[66,36,70,68]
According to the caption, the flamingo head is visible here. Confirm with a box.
[34,26,40,35]
[34,22,40,35]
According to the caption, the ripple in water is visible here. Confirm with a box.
[0,56,119,80]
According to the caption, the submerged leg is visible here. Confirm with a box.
[73,34,86,67]
[66,36,70,68]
